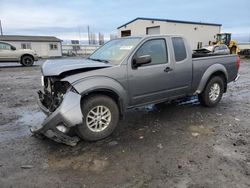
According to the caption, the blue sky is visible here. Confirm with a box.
[0,0,250,42]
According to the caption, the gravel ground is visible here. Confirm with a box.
[0,59,249,188]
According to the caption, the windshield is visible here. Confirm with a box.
[89,37,141,64]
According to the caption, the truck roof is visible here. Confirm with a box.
[120,34,184,39]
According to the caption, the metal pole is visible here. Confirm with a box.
[78,26,81,41]
[87,25,90,45]
[0,20,3,35]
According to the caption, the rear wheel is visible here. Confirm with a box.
[21,55,34,66]
[77,95,119,141]
[198,76,224,107]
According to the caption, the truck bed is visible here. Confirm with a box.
[191,54,238,92]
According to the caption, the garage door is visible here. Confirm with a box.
[146,26,160,35]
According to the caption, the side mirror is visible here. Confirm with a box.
[11,46,16,50]
[133,55,151,68]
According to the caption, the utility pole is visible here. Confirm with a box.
[78,26,81,42]
[87,25,90,45]
[0,20,3,35]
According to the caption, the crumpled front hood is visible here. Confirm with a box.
[42,59,112,76]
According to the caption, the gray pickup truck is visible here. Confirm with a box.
[32,35,240,146]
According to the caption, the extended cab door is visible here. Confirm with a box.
[128,38,176,106]
[170,37,192,96]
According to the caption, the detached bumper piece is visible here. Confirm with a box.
[234,74,240,82]
[31,90,83,146]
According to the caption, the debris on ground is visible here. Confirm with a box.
[192,132,200,137]
[157,143,163,149]
[235,118,241,121]
[21,165,33,169]
[108,141,118,146]
[178,164,182,169]
[139,136,144,139]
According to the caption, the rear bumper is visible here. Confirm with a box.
[31,90,82,146]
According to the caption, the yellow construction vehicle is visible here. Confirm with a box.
[213,33,239,54]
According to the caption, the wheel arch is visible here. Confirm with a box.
[70,77,129,119]
[20,53,34,62]
[80,88,125,119]
[196,64,228,94]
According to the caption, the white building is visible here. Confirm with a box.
[117,17,222,50]
[0,35,62,58]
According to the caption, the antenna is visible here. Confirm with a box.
[0,20,3,35]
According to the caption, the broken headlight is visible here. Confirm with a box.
[42,77,72,112]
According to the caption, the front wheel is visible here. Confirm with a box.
[198,76,224,107]
[77,95,119,141]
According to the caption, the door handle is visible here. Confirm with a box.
[164,67,173,72]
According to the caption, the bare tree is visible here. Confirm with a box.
[90,33,97,45]
[98,33,104,45]
[0,20,3,35]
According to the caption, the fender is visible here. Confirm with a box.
[63,76,129,112]
[195,64,228,94]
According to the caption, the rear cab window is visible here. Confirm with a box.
[172,37,187,62]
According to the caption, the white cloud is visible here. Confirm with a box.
[0,0,249,41]
[0,3,89,30]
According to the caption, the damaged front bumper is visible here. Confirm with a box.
[31,90,82,146]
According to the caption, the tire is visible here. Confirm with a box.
[77,95,119,141]
[198,76,224,107]
[21,55,34,66]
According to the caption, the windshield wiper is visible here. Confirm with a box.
[88,58,109,63]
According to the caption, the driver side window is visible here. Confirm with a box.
[135,39,168,66]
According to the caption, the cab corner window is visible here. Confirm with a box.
[135,39,168,66]
[172,37,187,62]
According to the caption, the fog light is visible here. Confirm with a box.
[56,125,68,133]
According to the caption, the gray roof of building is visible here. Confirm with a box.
[117,17,222,29]
[0,35,62,42]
